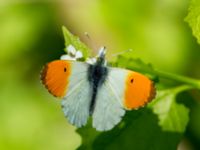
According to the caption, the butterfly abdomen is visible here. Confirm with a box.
[88,64,108,114]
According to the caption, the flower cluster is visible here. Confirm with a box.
[60,45,83,61]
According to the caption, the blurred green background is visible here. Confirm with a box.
[0,0,200,150]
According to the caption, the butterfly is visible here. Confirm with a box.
[41,44,156,131]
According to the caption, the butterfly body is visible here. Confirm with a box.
[41,46,156,131]
[87,50,108,114]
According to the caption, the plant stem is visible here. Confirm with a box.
[154,69,200,89]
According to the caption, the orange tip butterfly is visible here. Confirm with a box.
[41,45,156,131]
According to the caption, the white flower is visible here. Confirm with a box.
[60,45,83,60]
[66,45,76,55]
[60,55,76,60]
[75,51,83,59]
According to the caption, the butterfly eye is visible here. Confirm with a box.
[64,67,67,72]
[130,78,134,83]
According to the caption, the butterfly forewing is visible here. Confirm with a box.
[41,60,71,97]
[41,60,92,127]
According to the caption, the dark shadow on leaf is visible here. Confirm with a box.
[77,108,183,150]
[177,91,200,150]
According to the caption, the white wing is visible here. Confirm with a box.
[61,61,92,128]
[92,68,127,131]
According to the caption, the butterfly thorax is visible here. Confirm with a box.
[88,50,108,114]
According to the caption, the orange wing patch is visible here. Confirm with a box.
[124,71,156,110]
[41,60,71,98]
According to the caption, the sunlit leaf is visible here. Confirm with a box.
[62,26,90,58]
[149,87,190,132]
[185,0,200,44]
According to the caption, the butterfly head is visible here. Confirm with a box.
[96,46,107,66]
[97,46,106,58]
[85,46,107,66]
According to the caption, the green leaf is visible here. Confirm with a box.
[149,86,190,132]
[185,0,200,44]
[62,26,90,58]
[76,119,101,150]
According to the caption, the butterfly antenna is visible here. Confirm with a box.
[84,32,91,41]
[84,32,98,54]
[111,49,133,57]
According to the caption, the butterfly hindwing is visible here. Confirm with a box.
[92,68,127,131]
